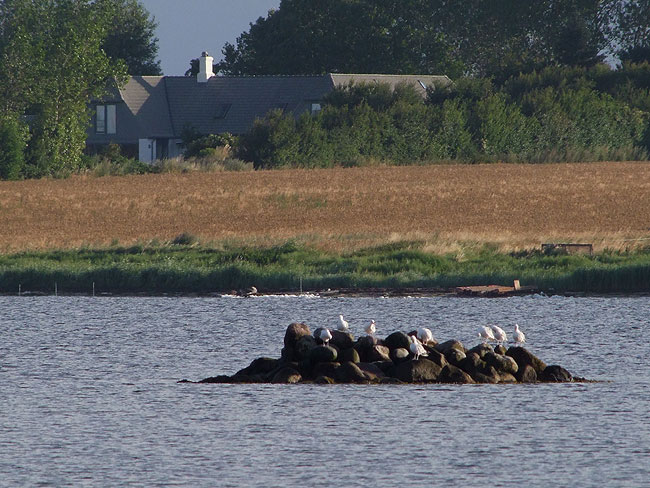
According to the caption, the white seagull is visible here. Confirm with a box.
[490,324,508,344]
[319,328,333,346]
[338,314,350,332]
[365,319,376,336]
[479,325,496,343]
[513,323,526,344]
[409,335,428,360]
[417,327,435,346]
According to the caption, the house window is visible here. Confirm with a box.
[310,102,322,115]
[214,103,231,119]
[96,104,116,134]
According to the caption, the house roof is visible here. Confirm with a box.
[106,72,452,140]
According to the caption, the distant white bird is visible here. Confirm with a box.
[491,324,508,344]
[409,335,428,360]
[479,325,496,343]
[365,319,376,336]
[338,314,350,332]
[417,327,435,346]
[319,328,333,346]
[513,323,526,345]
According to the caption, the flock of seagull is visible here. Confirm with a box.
[317,314,526,361]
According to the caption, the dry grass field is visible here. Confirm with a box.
[1,162,650,254]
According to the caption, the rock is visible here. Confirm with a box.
[336,361,371,383]
[438,364,475,384]
[280,346,295,362]
[515,364,538,383]
[467,343,493,359]
[457,352,485,376]
[373,360,395,374]
[435,340,466,355]
[339,348,361,363]
[355,335,377,350]
[234,357,279,377]
[498,372,517,383]
[390,347,411,363]
[330,330,355,350]
[389,358,443,383]
[384,331,412,351]
[198,375,232,383]
[443,348,466,366]
[494,345,507,355]
[356,362,386,381]
[314,375,335,384]
[380,377,406,384]
[271,367,302,384]
[312,361,341,379]
[484,352,519,375]
[423,347,448,368]
[470,371,499,384]
[506,346,547,374]
[284,322,311,349]
[366,345,391,362]
[539,365,573,382]
[309,345,338,363]
[294,335,317,360]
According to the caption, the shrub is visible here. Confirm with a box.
[0,115,26,180]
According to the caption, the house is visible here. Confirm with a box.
[86,52,452,162]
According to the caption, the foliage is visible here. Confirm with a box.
[2,241,650,294]
[0,0,126,178]
[0,114,26,179]
[96,0,162,75]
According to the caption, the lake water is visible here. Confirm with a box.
[1,294,649,487]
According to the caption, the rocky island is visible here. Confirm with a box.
[194,322,580,385]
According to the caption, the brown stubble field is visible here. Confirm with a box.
[1,162,649,253]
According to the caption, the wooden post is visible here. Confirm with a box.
[513,280,521,291]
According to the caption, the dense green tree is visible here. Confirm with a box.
[0,0,126,178]
[97,0,162,75]
[0,115,26,179]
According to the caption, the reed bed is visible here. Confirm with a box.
[1,162,650,254]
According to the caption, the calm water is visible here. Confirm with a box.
[1,295,649,487]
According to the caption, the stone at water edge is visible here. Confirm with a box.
[311,361,341,380]
[233,357,279,377]
[390,347,410,364]
[422,347,448,368]
[384,331,412,351]
[339,348,361,364]
[494,345,507,355]
[438,364,475,384]
[467,343,494,359]
[356,362,386,381]
[539,365,573,382]
[284,322,311,349]
[294,335,318,360]
[483,352,519,375]
[434,340,466,355]
[330,330,355,350]
[515,364,538,383]
[443,348,466,366]
[308,345,338,364]
[271,367,302,384]
[365,345,391,363]
[389,358,443,383]
[506,346,547,375]
[336,361,371,383]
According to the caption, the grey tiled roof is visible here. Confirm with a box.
[119,76,174,138]
[107,73,451,140]
[163,75,334,135]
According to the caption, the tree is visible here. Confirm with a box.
[97,0,162,75]
[600,0,650,64]
[0,0,126,178]
[215,0,462,77]
[0,115,26,180]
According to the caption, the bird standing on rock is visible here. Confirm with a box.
[319,328,333,346]
[417,327,435,345]
[409,335,428,360]
[338,314,349,332]
[479,325,496,343]
[513,323,526,344]
[365,319,376,336]
[490,324,508,344]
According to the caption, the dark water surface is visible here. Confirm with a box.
[1,295,648,487]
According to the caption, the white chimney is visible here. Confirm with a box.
[197,51,214,83]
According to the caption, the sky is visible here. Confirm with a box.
[139,0,281,76]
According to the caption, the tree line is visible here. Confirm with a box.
[0,0,159,180]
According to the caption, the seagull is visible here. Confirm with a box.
[319,328,333,346]
[365,319,376,336]
[338,314,350,332]
[409,335,428,360]
[417,327,435,346]
[513,323,526,344]
[479,325,496,343]
[491,324,508,344]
